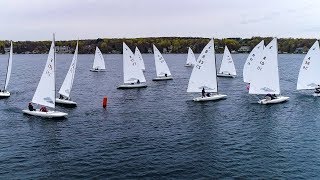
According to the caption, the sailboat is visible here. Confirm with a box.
[134,47,145,71]
[243,40,264,84]
[0,41,13,98]
[90,47,106,72]
[118,42,147,89]
[187,39,227,101]
[248,38,289,104]
[217,46,236,78]
[185,47,196,67]
[152,44,173,81]
[297,40,320,96]
[55,41,79,106]
[22,35,68,118]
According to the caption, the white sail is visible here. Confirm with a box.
[218,46,236,75]
[32,39,56,108]
[186,47,196,65]
[92,47,106,70]
[187,39,218,93]
[249,38,280,95]
[134,47,145,71]
[243,40,264,83]
[153,45,172,77]
[123,42,146,83]
[4,41,13,90]
[297,40,320,90]
[58,41,78,98]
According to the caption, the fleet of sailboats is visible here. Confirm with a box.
[7,35,319,118]
[22,35,68,118]
[0,41,13,98]
[187,39,227,101]
[248,38,289,104]
[217,46,236,78]
[152,44,173,81]
[90,47,106,72]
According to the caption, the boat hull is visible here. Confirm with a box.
[0,91,10,98]
[117,84,147,89]
[258,96,289,104]
[152,76,173,81]
[313,93,320,97]
[184,64,193,67]
[55,98,77,107]
[22,109,68,118]
[193,94,227,102]
[90,69,106,72]
[217,73,236,78]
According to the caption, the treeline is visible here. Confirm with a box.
[0,37,317,54]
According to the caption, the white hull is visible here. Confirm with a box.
[258,96,289,104]
[0,91,10,98]
[90,69,106,72]
[22,109,68,118]
[313,93,320,97]
[193,94,227,102]
[152,76,173,81]
[118,83,147,89]
[217,73,236,78]
[184,64,193,67]
[55,98,77,106]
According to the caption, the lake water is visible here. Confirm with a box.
[0,53,320,179]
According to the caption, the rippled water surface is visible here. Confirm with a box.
[0,53,320,179]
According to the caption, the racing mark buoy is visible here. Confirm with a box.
[103,96,108,108]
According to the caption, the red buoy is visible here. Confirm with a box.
[103,96,108,108]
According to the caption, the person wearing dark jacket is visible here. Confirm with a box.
[28,103,35,111]
[202,88,205,98]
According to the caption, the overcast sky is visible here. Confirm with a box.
[0,0,319,41]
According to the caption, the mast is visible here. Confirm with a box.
[213,38,219,94]
[53,33,56,108]
[3,41,12,90]
[69,39,78,98]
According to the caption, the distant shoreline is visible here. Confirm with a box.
[0,37,316,54]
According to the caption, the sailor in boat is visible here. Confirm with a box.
[165,73,168,77]
[202,88,206,97]
[40,106,48,112]
[28,103,35,111]
[265,94,277,100]
[315,85,320,94]
[59,94,70,100]
[137,79,140,84]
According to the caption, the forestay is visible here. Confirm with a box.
[153,45,171,77]
[249,38,280,95]
[243,40,264,83]
[186,47,196,65]
[92,47,106,70]
[123,43,146,83]
[187,39,217,93]
[4,41,13,90]
[134,47,145,71]
[219,46,236,75]
[58,41,78,98]
[32,40,56,108]
[297,40,320,90]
